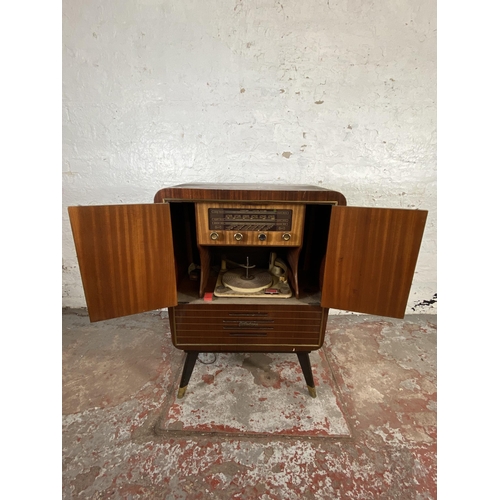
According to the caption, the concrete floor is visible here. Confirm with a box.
[62,309,437,499]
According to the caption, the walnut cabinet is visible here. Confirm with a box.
[68,184,427,398]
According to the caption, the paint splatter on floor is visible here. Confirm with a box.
[62,311,436,499]
[157,351,350,437]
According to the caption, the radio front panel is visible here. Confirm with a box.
[195,202,305,246]
[209,208,292,232]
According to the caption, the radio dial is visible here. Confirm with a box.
[234,232,243,241]
[282,233,291,241]
[210,232,219,240]
[258,233,267,241]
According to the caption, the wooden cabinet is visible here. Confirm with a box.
[171,304,327,351]
[68,184,427,398]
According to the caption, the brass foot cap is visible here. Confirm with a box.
[307,385,317,398]
[177,386,187,399]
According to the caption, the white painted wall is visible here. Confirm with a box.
[62,0,436,314]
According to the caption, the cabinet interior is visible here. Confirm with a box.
[169,201,332,305]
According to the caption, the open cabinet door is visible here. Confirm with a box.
[68,204,178,322]
[321,206,427,319]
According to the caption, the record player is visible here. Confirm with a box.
[214,252,292,298]
[68,183,427,400]
[194,201,306,299]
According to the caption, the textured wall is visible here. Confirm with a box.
[62,0,436,313]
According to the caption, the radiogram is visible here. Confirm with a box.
[68,183,427,398]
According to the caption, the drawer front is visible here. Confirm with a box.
[170,304,327,352]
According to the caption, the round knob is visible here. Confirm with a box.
[210,232,219,240]
[258,233,267,241]
[234,232,243,241]
[282,233,291,241]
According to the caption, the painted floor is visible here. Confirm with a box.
[157,350,351,438]
[62,310,437,499]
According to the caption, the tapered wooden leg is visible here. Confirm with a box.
[296,352,317,398]
[177,351,199,398]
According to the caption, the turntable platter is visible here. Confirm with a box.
[222,269,273,293]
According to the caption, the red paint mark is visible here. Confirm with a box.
[205,475,223,489]
[271,379,282,389]
[202,374,215,384]
[272,425,335,437]
[187,422,244,433]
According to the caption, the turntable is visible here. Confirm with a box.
[214,253,292,298]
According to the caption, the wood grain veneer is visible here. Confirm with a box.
[154,183,347,205]
[321,206,427,318]
[67,184,428,398]
[68,204,178,321]
[195,202,305,246]
[170,304,327,351]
